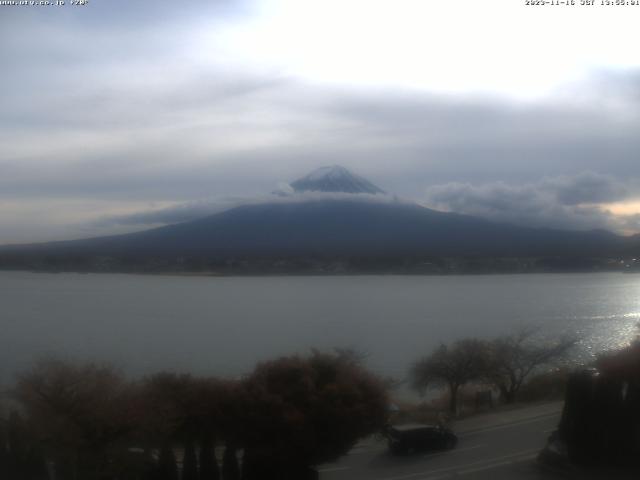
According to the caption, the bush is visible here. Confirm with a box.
[517,369,569,403]
[9,353,389,479]
[239,352,389,476]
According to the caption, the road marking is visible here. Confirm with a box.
[458,412,559,437]
[422,444,484,458]
[376,448,540,480]
[318,444,484,475]
[321,444,486,474]
[347,442,484,458]
[456,453,537,475]
[318,466,350,473]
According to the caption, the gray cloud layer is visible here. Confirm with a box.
[423,172,635,232]
[96,172,639,236]
[1,1,640,241]
[94,191,408,229]
[3,74,639,198]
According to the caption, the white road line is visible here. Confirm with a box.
[318,466,350,473]
[458,413,559,437]
[319,444,485,474]
[376,448,540,480]
[422,444,484,458]
[406,475,451,480]
[456,453,537,475]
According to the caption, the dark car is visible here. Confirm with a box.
[383,423,458,455]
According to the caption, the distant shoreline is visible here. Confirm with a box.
[0,267,635,278]
[1,252,638,277]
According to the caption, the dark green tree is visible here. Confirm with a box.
[6,411,27,478]
[156,445,178,480]
[182,441,198,480]
[138,374,232,452]
[0,411,48,480]
[21,446,48,480]
[198,438,219,480]
[0,427,6,479]
[221,445,240,480]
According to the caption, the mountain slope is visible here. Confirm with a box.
[1,164,638,273]
[0,198,629,259]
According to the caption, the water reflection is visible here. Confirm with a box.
[1,271,639,384]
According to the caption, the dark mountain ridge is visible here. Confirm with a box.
[1,167,638,273]
[0,198,635,261]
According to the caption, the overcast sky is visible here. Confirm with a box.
[1,0,640,243]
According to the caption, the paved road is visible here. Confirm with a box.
[319,402,563,480]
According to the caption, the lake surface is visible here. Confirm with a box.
[1,271,639,387]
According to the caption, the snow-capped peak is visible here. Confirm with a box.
[305,165,351,181]
[290,165,385,194]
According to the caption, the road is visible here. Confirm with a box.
[319,402,563,480]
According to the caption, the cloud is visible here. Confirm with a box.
[1,0,640,242]
[560,69,640,112]
[541,172,628,206]
[87,173,640,236]
[423,172,634,232]
[0,0,244,27]
[329,87,640,184]
[94,191,408,228]
[94,197,248,227]
[621,214,640,234]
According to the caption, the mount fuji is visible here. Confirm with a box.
[0,166,637,273]
[290,165,385,195]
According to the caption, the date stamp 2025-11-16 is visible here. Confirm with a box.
[525,0,640,6]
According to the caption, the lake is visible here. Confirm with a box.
[1,271,639,388]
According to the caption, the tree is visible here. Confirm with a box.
[596,337,640,381]
[221,445,239,480]
[557,340,640,466]
[484,328,575,403]
[239,352,389,478]
[13,358,138,480]
[411,339,488,414]
[137,373,198,446]
[198,438,219,480]
[182,441,198,480]
[155,445,178,480]
[138,373,232,447]
[1,410,48,480]
[137,373,239,480]
[0,417,6,477]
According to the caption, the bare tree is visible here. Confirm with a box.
[484,328,575,403]
[240,351,389,478]
[138,373,233,445]
[332,347,370,365]
[13,358,138,480]
[411,339,489,415]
